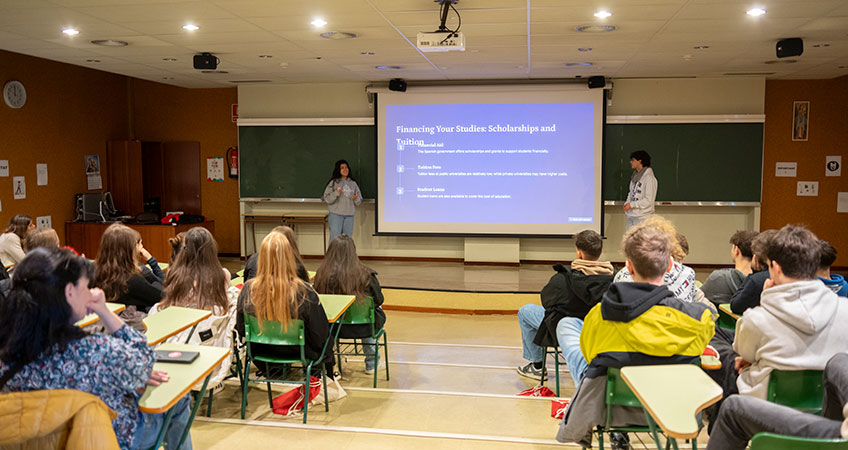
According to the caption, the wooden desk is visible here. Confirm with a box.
[65,221,215,263]
[621,365,723,449]
[75,302,126,327]
[144,306,212,346]
[320,294,356,323]
[242,213,327,255]
[139,343,230,450]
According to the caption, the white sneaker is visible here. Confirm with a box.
[364,360,387,375]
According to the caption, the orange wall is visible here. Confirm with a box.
[130,80,240,253]
[762,76,848,262]
[0,50,129,244]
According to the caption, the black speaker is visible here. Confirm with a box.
[776,38,803,58]
[193,52,217,70]
[587,76,605,89]
[388,78,407,92]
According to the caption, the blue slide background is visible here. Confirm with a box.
[383,102,597,224]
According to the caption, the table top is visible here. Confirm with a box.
[719,303,740,320]
[620,364,723,439]
[144,306,212,346]
[75,302,126,328]
[320,294,356,323]
[138,343,230,414]
[308,270,316,281]
[231,276,244,287]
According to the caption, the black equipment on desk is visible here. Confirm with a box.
[74,192,118,222]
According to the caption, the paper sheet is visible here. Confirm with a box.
[36,163,47,185]
[207,157,224,182]
[0,160,8,177]
[776,162,797,177]
[838,192,848,213]
[826,156,842,177]
[13,176,25,199]
[87,174,102,190]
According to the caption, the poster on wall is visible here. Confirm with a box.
[36,163,48,185]
[207,157,224,182]
[826,156,841,177]
[13,176,25,199]
[85,154,102,190]
[0,160,8,177]
[792,101,810,141]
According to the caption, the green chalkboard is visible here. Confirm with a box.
[238,125,375,199]
[603,123,763,202]
[239,122,763,202]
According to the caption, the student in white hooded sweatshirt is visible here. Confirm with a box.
[623,150,657,229]
[732,224,848,400]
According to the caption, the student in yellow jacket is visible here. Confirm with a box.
[557,223,715,448]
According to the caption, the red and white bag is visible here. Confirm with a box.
[517,385,556,397]
[271,376,322,416]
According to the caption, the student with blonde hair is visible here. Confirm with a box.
[237,231,334,376]
[22,228,60,252]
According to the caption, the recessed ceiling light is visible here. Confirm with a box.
[376,65,403,70]
[85,59,100,63]
[683,54,693,60]
[182,24,199,31]
[694,45,709,50]
[564,62,593,67]
[279,62,289,68]
[90,39,128,47]
[360,51,375,55]
[162,57,177,62]
[258,54,273,58]
[311,18,327,27]
[62,28,79,36]
[320,31,356,39]
[577,47,593,52]
[201,70,229,74]
[575,25,616,33]
[812,43,831,48]
[746,8,767,16]
[594,10,612,18]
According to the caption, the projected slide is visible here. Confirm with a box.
[377,87,604,236]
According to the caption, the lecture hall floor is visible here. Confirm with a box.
[195,259,715,448]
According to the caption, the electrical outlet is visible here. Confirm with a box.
[797,181,819,197]
[36,215,52,229]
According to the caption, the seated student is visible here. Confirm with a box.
[244,226,309,283]
[612,216,697,303]
[22,227,60,252]
[818,240,848,297]
[515,230,615,383]
[706,353,848,450]
[148,227,239,393]
[168,231,186,263]
[313,234,385,374]
[0,248,192,450]
[731,224,848,399]
[0,214,34,268]
[137,241,165,284]
[237,231,334,376]
[729,229,777,315]
[702,230,758,305]
[556,224,715,448]
[95,224,163,330]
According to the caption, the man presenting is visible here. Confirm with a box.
[623,150,657,229]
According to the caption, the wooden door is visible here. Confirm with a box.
[162,141,201,215]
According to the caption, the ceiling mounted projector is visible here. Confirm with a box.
[417,0,465,53]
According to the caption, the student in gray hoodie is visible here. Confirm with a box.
[323,159,362,242]
[623,150,657,229]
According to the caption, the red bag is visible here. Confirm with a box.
[517,385,556,397]
[551,399,570,419]
[271,376,322,416]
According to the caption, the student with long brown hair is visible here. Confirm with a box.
[94,224,162,329]
[0,214,35,267]
[148,227,238,390]
[237,231,333,375]
[243,226,309,283]
[313,234,385,374]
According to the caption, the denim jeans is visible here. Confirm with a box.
[706,352,848,450]
[361,337,378,370]
[517,304,545,363]
[132,394,193,450]
[556,317,588,386]
[625,215,646,230]
[328,213,354,242]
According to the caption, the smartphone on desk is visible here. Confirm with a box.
[154,350,199,364]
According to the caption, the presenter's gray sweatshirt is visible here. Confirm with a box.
[323,178,362,216]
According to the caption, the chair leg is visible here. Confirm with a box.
[241,359,251,419]
[322,368,329,412]
[336,340,344,377]
[383,332,390,382]
[265,363,273,409]
[596,427,604,450]
[206,389,213,417]
[303,367,311,424]
[372,339,378,388]
[540,347,547,387]
[554,347,561,397]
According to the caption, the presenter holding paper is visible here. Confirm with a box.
[324,159,362,241]
[623,150,657,229]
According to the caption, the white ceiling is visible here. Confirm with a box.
[1,0,846,88]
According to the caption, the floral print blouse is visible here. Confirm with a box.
[0,325,154,449]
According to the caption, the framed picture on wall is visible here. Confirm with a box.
[792,101,809,141]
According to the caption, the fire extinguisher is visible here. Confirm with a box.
[226,147,238,178]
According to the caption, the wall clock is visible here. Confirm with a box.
[3,80,27,109]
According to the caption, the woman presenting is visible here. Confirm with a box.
[323,159,362,241]
[623,150,657,229]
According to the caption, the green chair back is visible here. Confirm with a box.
[605,367,643,408]
[750,433,848,449]
[339,296,375,326]
[244,314,305,363]
[767,369,824,414]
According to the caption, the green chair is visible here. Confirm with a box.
[716,307,737,331]
[241,315,329,423]
[767,369,824,415]
[540,343,562,397]
[750,432,848,449]
[334,297,389,388]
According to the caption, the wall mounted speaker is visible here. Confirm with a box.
[587,76,606,89]
[388,78,407,92]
